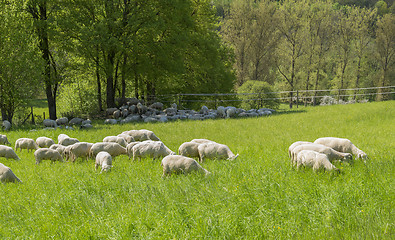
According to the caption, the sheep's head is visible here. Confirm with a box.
[228,154,239,161]
[342,153,353,162]
[101,165,112,173]
[357,151,368,160]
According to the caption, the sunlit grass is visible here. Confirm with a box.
[0,101,394,239]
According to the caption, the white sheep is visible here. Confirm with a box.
[132,141,174,161]
[49,144,66,157]
[197,142,239,162]
[126,142,141,159]
[314,137,368,160]
[103,136,127,147]
[65,142,93,162]
[59,136,80,146]
[58,134,70,143]
[178,142,201,159]
[291,143,353,165]
[36,136,55,148]
[95,151,113,173]
[15,138,39,152]
[0,145,20,160]
[34,148,64,164]
[117,134,135,144]
[288,141,312,159]
[190,139,216,144]
[2,120,11,131]
[43,119,58,128]
[0,163,22,183]
[296,150,340,172]
[123,129,160,141]
[89,142,128,158]
[0,135,11,145]
[161,155,211,177]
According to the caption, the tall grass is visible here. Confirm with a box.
[0,101,394,239]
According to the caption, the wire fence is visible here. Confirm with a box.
[152,86,395,110]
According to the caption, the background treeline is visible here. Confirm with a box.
[0,0,393,123]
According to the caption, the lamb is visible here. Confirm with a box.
[314,137,368,160]
[0,163,22,183]
[132,141,174,161]
[197,142,239,162]
[15,138,39,152]
[161,155,211,177]
[0,145,20,160]
[34,148,64,164]
[95,151,113,173]
[296,150,340,172]
[103,136,127,147]
[49,144,66,157]
[117,134,135,144]
[178,141,201,159]
[89,142,128,158]
[0,135,11,145]
[288,141,312,158]
[65,142,93,162]
[36,137,55,148]
[291,143,353,165]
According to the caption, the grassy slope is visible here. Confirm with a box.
[0,101,394,239]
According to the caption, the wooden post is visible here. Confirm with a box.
[296,90,299,108]
[31,107,35,124]
[43,112,45,120]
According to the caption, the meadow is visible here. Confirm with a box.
[0,101,394,239]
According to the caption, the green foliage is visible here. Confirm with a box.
[237,80,280,109]
[0,101,394,238]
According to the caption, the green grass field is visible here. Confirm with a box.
[0,101,394,239]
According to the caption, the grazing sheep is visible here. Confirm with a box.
[95,151,113,173]
[0,163,22,183]
[123,129,160,141]
[291,143,353,165]
[36,137,55,148]
[132,141,174,161]
[2,120,11,131]
[58,134,70,143]
[89,142,127,158]
[296,150,340,172]
[65,142,93,162]
[126,142,141,159]
[314,137,368,160]
[43,119,58,128]
[197,142,239,162]
[59,136,79,146]
[117,134,135,144]
[0,135,11,145]
[103,136,127,147]
[34,148,64,164]
[190,139,216,144]
[288,141,312,158]
[15,138,39,152]
[49,144,66,157]
[178,142,201,159]
[161,155,211,177]
[0,145,20,160]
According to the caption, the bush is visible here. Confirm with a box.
[237,80,280,110]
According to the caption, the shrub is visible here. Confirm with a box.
[237,80,280,110]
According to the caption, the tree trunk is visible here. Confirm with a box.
[121,55,127,100]
[354,56,361,100]
[106,51,116,108]
[95,56,103,111]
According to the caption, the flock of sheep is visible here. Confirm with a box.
[0,129,239,183]
[289,137,368,172]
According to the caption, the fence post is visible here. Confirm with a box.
[43,112,45,120]
[31,107,35,124]
[296,90,299,108]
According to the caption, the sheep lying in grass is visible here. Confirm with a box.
[15,138,38,152]
[123,129,160,141]
[103,136,127,147]
[296,150,340,172]
[95,151,113,173]
[0,163,22,183]
[49,144,66,157]
[161,155,211,177]
[314,137,368,160]
[117,134,135,144]
[197,142,238,162]
[65,142,93,162]
[288,141,312,159]
[0,145,20,160]
[0,135,11,145]
[178,142,201,159]
[291,143,352,165]
[132,141,174,161]
[36,137,55,148]
[34,148,64,164]
[90,142,127,158]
